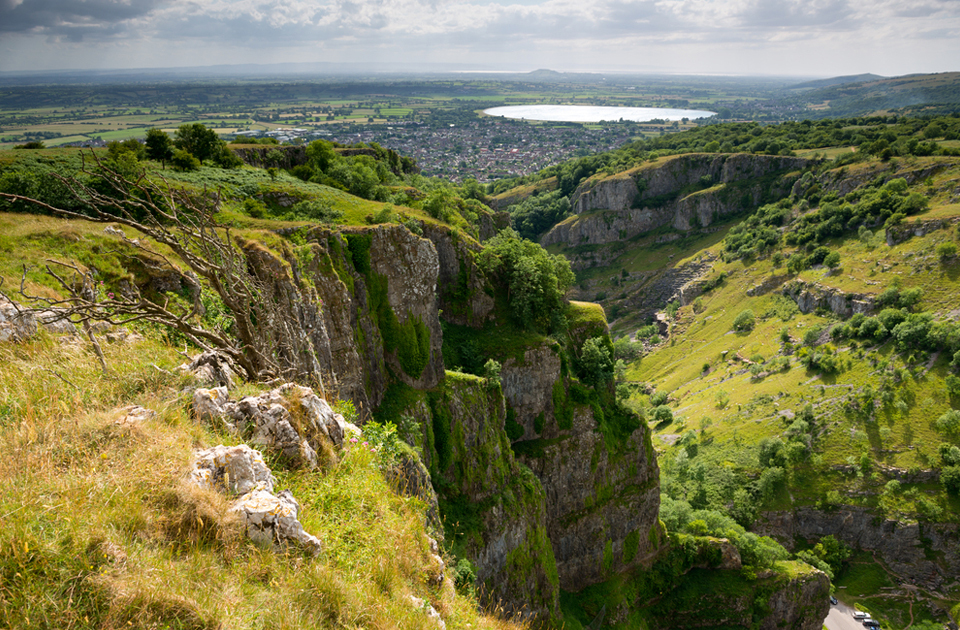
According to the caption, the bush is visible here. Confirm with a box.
[935,409,960,435]
[941,466,960,495]
[732,309,755,332]
[937,242,957,260]
[170,149,201,171]
[483,359,501,388]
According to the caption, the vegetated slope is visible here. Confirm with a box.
[0,143,667,628]
[788,74,887,91]
[574,148,960,628]
[791,72,960,118]
[0,139,838,629]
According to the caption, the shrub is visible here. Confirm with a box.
[936,409,960,435]
[483,359,501,388]
[170,149,201,171]
[941,466,960,495]
[732,309,755,332]
[937,242,957,260]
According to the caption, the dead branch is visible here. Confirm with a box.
[0,151,322,383]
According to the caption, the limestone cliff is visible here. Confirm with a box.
[647,562,829,630]
[756,507,960,593]
[499,305,663,590]
[542,153,810,248]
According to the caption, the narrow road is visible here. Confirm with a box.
[826,600,870,630]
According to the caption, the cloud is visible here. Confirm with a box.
[0,0,167,40]
[0,0,958,74]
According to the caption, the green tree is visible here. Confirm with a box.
[732,309,755,332]
[144,128,174,169]
[579,337,614,386]
[479,228,574,332]
[174,123,220,165]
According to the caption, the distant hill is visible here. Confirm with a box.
[792,71,960,117]
[788,73,885,90]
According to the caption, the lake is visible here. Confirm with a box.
[482,104,716,123]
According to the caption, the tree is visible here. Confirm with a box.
[174,123,221,165]
[732,309,755,332]
[145,128,174,168]
[579,337,614,386]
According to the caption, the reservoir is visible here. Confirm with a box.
[482,104,716,123]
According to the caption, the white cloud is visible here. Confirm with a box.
[0,0,957,74]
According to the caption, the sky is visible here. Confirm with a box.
[0,0,958,77]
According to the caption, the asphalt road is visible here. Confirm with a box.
[826,600,873,630]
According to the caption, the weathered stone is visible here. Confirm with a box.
[0,297,37,342]
[115,405,155,426]
[192,444,275,495]
[179,350,239,389]
[543,154,810,248]
[782,280,876,318]
[192,387,231,423]
[190,444,321,555]
[409,595,446,630]
[756,507,960,591]
[501,344,562,440]
[233,488,322,555]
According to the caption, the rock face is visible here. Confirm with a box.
[499,339,663,591]
[283,224,444,410]
[542,154,810,248]
[886,216,960,246]
[649,563,830,630]
[421,224,495,329]
[781,280,876,317]
[756,507,960,592]
[418,373,560,618]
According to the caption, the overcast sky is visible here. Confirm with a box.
[0,0,957,76]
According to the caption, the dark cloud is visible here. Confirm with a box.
[0,0,164,40]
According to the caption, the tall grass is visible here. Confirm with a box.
[0,328,524,630]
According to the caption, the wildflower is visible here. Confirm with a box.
[350,437,358,443]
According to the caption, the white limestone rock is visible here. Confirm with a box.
[179,350,238,389]
[192,386,232,426]
[0,297,37,342]
[233,488,322,556]
[409,596,446,630]
[192,444,275,495]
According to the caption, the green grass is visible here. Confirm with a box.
[0,319,524,630]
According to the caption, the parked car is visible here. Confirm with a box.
[830,596,838,605]
[853,612,869,619]
[863,620,880,628]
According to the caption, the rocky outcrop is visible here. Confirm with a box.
[192,383,350,470]
[886,216,960,246]
[781,280,876,317]
[649,562,829,630]
[756,507,960,592]
[191,444,323,555]
[542,154,810,247]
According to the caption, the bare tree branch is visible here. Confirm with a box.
[0,151,323,384]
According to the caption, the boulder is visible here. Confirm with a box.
[233,488,322,556]
[191,444,275,495]
[191,383,348,470]
[190,444,321,555]
[0,297,37,342]
[179,350,239,389]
